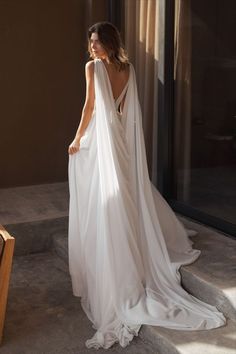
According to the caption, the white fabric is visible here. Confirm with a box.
[68,59,226,350]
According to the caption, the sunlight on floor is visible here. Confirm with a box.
[223,288,236,308]
[223,332,236,340]
[179,342,236,354]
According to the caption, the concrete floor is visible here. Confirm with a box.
[1,252,156,354]
[1,182,236,354]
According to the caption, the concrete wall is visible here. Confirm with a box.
[0,0,108,187]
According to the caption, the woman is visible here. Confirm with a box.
[68,22,225,350]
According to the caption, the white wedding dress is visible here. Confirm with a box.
[68,59,226,349]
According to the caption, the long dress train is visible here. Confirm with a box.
[68,59,226,350]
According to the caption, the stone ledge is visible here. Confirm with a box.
[179,216,236,321]
[52,216,236,322]
[5,217,68,256]
[140,319,236,354]
[0,182,69,225]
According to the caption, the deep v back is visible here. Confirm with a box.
[100,60,130,109]
[114,79,129,112]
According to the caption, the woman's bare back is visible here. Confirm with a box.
[102,61,130,101]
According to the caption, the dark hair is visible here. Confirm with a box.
[88,21,129,71]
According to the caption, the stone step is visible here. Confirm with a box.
[53,223,236,354]
[5,216,68,256]
[0,182,69,226]
[0,182,69,256]
[140,318,236,354]
[52,230,69,273]
[179,216,236,322]
[53,231,68,263]
[52,217,236,322]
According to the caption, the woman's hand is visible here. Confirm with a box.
[68,137,81,155]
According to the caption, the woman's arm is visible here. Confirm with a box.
[68,61,95,155]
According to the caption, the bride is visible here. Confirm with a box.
[68,22,226,349]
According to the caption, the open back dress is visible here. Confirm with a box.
[68,58,226,350]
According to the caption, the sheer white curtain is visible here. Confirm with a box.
[124,0,159,182]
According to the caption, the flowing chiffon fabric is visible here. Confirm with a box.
[68,59,226,349]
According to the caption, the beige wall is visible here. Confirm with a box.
[0,0,108,187]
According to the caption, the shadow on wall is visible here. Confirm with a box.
[0,0,109,188]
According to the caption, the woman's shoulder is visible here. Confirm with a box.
[85,60,95,79]
[85,60,94,70]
